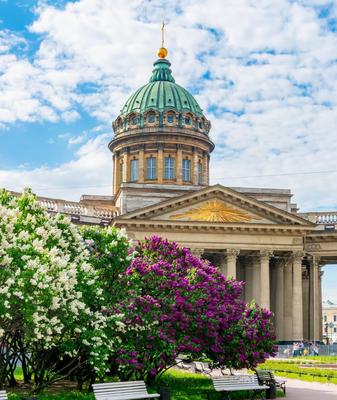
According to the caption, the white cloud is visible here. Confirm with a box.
[68,133,87,146]
[0,0,337,211]
[58,132,88,146]
[0,133,112,200]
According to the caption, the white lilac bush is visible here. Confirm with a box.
[0,189,125,391]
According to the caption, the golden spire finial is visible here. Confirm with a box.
[158,20,168,59]
[161,20,165,47]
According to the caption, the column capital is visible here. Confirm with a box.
[226,248,240,260]
[190,248,204,258]
[260,249,273,261]
[275,256,288,268]
[292,251,305,262]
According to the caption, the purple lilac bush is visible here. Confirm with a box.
[112,236,276,382]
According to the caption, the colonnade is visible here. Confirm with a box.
[190,248,323,342]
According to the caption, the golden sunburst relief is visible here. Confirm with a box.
[170,199,259,222]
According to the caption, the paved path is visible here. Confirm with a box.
[280,377,337,399]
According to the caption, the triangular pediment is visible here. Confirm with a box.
[159,198,270,223]
[118,185,314,228]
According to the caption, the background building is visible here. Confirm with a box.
[323,300,337,343]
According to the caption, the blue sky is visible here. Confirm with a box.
[0,0,337,299]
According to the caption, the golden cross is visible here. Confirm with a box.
[161,20,165,48]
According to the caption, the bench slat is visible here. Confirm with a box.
[212,375,268,394]
[93,380,159,400]
[94,382,147,388]
[95,396,160,400]
[94,395,160,399]
[94,388,148,391]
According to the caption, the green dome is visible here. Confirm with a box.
[120,59,204,117]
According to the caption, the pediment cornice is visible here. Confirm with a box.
[119,184,314,227]
[112,218,313,235]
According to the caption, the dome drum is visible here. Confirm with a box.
[111,140,210,195]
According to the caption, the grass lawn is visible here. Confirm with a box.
[258,356,337,385]
[5,369,283,400]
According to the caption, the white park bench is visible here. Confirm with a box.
[93,380,160,400]
[0,390,8,400]
[194,361,211,375]
[211,375,269,400]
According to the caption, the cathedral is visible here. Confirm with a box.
[12,44,337,343]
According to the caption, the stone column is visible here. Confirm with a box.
[245,257,254,301]
[206,155,210,185]
[112,154,117,195]
[226,249,240,279]
[275,258,285,341]
[309,256,320,342]
[302,268,310,340]
[122,151,129,182]
[216,252,227,275]
[292,251,304,341]
[252,255,260,304]
[157,145,164,183]
[193,148,199,185]
[176,145,183,184]
[318,268,324,341]
[190,248,204,259]
[283,257,293,341]
[138,146,145,183]
[260,250,273,309]
[116,157,121,188]
[204,154,209,186]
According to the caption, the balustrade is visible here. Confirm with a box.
[299,212,337,226]
[9,191,119,222]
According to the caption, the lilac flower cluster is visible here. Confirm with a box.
[113,236,276,382]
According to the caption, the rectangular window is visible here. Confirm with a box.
[335,328,337,333]
[164,157,175,180]
[130,159,138,182]
[198,162,203,185]
[182,159,191,182]
[146,157,156,180]
[324,315,327,322]
[334,315,337,322]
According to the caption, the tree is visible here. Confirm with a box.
[82,225,131,305]
[110,236,276,383]
[0,189,114,392]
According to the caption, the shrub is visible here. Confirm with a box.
[110,236,276,382]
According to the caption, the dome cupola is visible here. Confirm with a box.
[113,57,210,135]
[109,46,214,200]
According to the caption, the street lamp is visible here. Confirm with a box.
[329,322,334,344]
